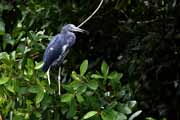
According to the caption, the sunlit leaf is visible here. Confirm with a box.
[80,59,88,76]
[87,79,98,90]
[119,105,132,115]
[28,85,41,93]
[83,111,97,119]
[127,101,137,109]
[0,77,9,85]
[35,61,44,70]
[108,72,123,81]
[101,61,109,77]
[76,85,87,94]
[61,93,74,103]
[5,84,15,93]
[11,51,16,61]
[117,113,127,120]
[35,90,44,104]
[0,52,10,60]
[128,110,142,120]
[91,74,103,79]
[76,94,84,103]
[71,71,80,81]
[101,109,119,120]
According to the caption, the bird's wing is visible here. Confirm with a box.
[42,34,66,71]
[42,34,73,71]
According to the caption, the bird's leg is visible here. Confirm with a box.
[47,67,51,85]
[58,67,61,95]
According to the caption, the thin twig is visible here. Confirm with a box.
[78,0,104,28]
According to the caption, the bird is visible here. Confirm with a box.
[42,24,87,95]
[41,0,103,95]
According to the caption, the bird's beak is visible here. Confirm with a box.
[72,26,88,34]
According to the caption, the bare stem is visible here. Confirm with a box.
[78,0,104,28]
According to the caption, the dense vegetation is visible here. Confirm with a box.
[0,0,180,120]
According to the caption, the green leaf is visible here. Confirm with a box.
[101,61,109,77]
[35,61,44,69]
[145,117,156,120]
[17,87,29,94]
[128,110,142,120]
[87,79,98,90]
[5,84,15,93]
[69,80,81,91]
[108,72,123,80]
[91,74,103,79]
[11,51,16,61]
[101,109,127,120]
[28,31,37,41]
[3,34,14,46]
[83,111,97,119]
[76,85,87,94]
[27,58,34,68]
[67,99,76,118]
[117,113,127,120]
[119,105,132,115]
[0,20,5,35]
[101,109,118,120]
[0,52,10,60]
[0,77,9,85]
[127,101,137,109]
[35,90,44,104]
[80,59,88,76]
[71,71,80,81]
[28,86,41,93]
[76,94,84,103]
[61,93,74,103]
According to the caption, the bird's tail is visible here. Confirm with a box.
[41,63,49,72]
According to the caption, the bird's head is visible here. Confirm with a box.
[62,24,88,33]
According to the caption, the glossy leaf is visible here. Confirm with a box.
[128,110,142,120]
[76,94,84,103]
[35,90,44,104]
[101,109,120,120]
[108,72,123,81]
[101,61,109,77]
[61,93,74,103]
[80,59,88,76]
[0,52,10,60]
[76,85,87,94]
[87,79,98,90]
[28,86,41,93]
[117,113,127,120]
[0,77,9,85]
[119,105,132,115]
[71,71,80,81]
[35,61,44,70]
[83,111,97,119]
[67,99,76,118]
[5,84,15,93]
[128,101,137,109]
[91,74,103,79]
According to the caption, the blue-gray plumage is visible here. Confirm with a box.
[42,24,86,72]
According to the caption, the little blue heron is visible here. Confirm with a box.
[42,24,87,95]
[42,0,103,95]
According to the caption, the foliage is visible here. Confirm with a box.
[1,0,180,119]
[145,117,167,120]
[0,51,139,120]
